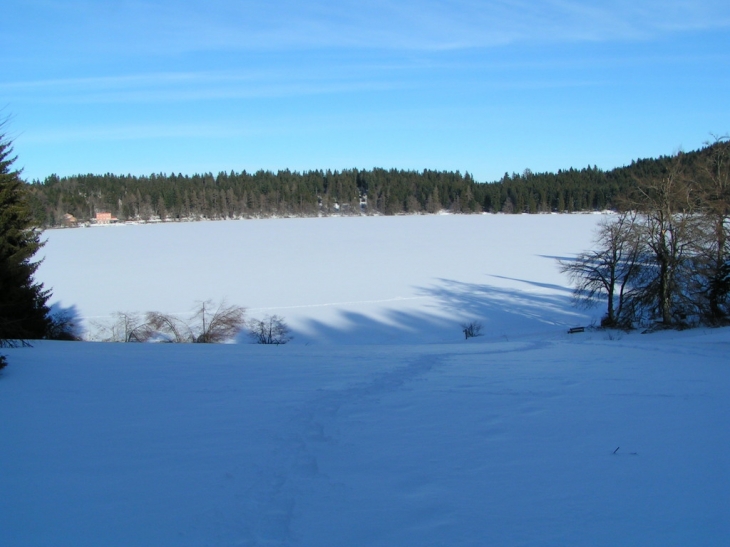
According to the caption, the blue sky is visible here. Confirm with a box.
[3,0,730,182]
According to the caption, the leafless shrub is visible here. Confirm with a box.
[248,315,292,345]
[92,301,246,344]
[46,306,83,341]
[191,300,246,343]
[144,311,192,343]
[461,320,483,340]
[91,312,151,342]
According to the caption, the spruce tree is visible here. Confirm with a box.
[0,124,51,345]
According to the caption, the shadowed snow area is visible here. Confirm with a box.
[1,332,728,546]
[1,214,728,546]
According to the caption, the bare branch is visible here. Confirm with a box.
[248,315,292,345]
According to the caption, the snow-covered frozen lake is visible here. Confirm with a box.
[2,213,728,546]
[37,213,605,343]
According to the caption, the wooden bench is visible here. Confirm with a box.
[568,326,585,334]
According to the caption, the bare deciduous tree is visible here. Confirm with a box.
[631,154,700,325]
[555,139,730,330]
[694,136,730,322]
[559,212,643,327]
[248,315,292,345]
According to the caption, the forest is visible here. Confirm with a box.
[23,142,722,227]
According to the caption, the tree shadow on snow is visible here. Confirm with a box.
[292,277,594,345]
[487,274,574,294]
[537,254,578,263]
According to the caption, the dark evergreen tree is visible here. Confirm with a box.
[0,126,51,345]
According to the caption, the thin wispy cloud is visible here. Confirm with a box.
[147,0,730,50]
[19,122,268,144]
[6,0,730,59]
[0,67,408,104]
[0,63,609,106]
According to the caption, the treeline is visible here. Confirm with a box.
[24,144,720,227]
[27,169,483,226]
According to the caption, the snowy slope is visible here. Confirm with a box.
[1,330,728,546]
[2,214,728,546]
[36,213,604,344]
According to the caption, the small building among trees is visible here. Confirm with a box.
[95,212,117,224]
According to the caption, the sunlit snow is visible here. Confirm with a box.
[35,214,605,344]
[1,214,728,546]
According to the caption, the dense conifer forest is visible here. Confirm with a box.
[24,143,719,227]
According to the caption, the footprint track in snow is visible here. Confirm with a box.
[247,352,450,545]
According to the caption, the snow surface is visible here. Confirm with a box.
[35,214,605,344]
[2,214,728,546]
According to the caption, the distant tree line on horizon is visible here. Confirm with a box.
[23,142,724,227]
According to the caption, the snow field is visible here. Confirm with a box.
[1,213,728,546]
[36,213,604,344]
[1,330,728,546]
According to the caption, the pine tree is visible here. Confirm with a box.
[0,125,51,345]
